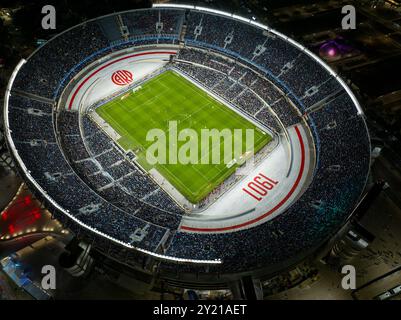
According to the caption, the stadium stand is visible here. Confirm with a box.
[56,112,185,217]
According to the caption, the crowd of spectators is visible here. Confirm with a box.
[301,77,343,109]
[83,117,185,215]
[175,50,284,133]
[8,107,54,142]
[185,11,266,60]
[121,9,183,38]
[251,78,283,105]
[15,141,171,255]
[253,36,300,76]
[235,90,265,116]
[270,98,302,127]
[96,15,122,43]
[13,22,111,100]
[279,54,332,99]
[57,113,186,217]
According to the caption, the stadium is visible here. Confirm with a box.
[3,3,371,288]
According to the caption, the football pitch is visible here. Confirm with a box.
[95,70,272,203]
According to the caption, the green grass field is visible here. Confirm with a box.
[95,70,271,203]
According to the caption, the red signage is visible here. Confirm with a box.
[111,70,133,86]
[242,173,279,201]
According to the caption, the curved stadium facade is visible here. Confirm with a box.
[3,4,371,285]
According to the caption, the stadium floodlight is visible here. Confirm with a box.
[232,14,251,23]
[153,3,195,10]
[4,59,26,139]
[250,21,268,30]
[194,6,232,17]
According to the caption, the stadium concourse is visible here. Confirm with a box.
[3,4,371,282]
